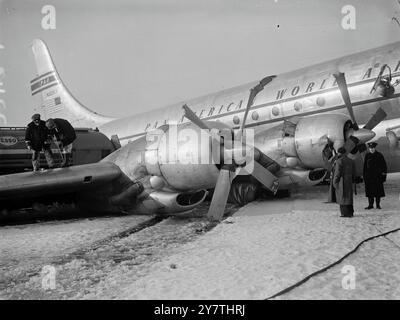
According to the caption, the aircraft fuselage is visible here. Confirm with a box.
[99,41,400,173]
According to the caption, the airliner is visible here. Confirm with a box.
[1,39,399,221]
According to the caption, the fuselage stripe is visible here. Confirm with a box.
[118,72,400,141]
[118,92,400,141]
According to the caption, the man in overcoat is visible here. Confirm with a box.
[327,153,338,203]
[363,142,387,209]
[25,113,55,171]
[333,147,355,217]
[46,118,76,167]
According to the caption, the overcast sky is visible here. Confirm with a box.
[1,0,400,126]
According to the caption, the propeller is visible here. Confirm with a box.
[333,72,358,129]
[207,165,235,220]
[240,76,275,135]
[364,107,387,130]
[182,104,211,130]
[370,64,392,95]
[333,72,386,154]
[183,77,279,221]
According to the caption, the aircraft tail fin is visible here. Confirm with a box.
[30,39,116,128]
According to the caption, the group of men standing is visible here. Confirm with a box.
[25,113,76,171]
[331,142,387,217]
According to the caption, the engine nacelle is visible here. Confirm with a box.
[285,114,351,168]
[144,122,227,191]
[277,168,327,188]
[134,190,208,214]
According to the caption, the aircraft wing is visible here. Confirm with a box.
[0,162,122,201]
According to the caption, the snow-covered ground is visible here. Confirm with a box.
[1,174,399,299]
[0,203,231,299]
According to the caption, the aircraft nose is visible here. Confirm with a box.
[352,128,376,143]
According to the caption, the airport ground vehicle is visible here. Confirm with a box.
[0,127,118,174]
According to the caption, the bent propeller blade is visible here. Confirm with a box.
[333,72,358,129]
[207,168,233,221]
[240,76,275,134]
[363,107,387,130]
[246,161,279,194]
[182,104,211,130]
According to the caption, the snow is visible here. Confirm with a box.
[0,215,151,268]
[114,174,400,300]
[0,215,151,299]
[1,175,399,299]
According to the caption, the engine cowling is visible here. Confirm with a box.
[277,168,327,188]
[275,114,351,169]
[254,114,353,170]
[134,190,208,214]
[291,114,351,168]
[145,122,227,191]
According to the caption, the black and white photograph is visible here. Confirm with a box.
[1,0,400,303]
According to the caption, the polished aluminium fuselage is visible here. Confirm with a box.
[99,41,400,173]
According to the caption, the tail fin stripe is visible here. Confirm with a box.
[30,70,56,84]
[30,74,58,92]
[31,81,59,96]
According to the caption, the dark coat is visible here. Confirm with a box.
[333,154,355,205]
[49,118,76,145]
[25,120,49,151]
[327,155,339,203]
[363,151,387,197]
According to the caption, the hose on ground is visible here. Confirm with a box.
[265,226,400,300]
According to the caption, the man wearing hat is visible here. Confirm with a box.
[333,147,355,217]
[363,142,387,209]
[45,118,76,167]
[25,114,55,171]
